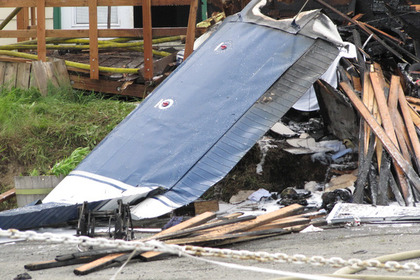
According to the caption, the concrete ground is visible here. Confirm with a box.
[1,223,420,280]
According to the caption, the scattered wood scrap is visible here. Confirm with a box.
[24,204,324,275]
[0,188,15,203]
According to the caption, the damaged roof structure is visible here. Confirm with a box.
[3,0,420,278]
[0,0,346,229]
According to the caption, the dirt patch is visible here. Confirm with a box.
[204,139,330,202]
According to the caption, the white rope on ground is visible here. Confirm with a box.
[1,228,420,274]
[110,249,138,280]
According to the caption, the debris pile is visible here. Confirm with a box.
[23,204,325,275]
[307,0,420,207]
[215,0,420,209]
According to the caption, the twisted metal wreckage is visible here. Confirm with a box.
[0,0,352,229]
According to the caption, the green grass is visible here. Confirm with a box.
[0,85,138,193]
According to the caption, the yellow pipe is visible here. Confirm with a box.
[0,50,139,74]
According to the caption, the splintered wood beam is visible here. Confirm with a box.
[36,0,46,62]
[340,82,420,197]
[184,0,198,60]
[142,0,153,80]
[388,76,411,161]
[370,72,411,204]
[362,72,374,155]
[398,79,420,171]
[89,0,99,80]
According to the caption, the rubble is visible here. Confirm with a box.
[2,0,420,278]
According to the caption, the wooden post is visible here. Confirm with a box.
[37,0,46,62]
[17,7,30,42]
[31,7,36,27]
[89,0,99,79]
[184,0,198,60]
[31,7,36,40]
[142,0,153,81]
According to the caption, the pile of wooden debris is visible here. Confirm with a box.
[24,203,325,275]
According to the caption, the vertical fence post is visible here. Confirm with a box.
[89,0,99,79]
[184,0,198,60]
[142,0,153,81]
[37,0,46,62]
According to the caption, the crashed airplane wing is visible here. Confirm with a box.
[11,0,341,226]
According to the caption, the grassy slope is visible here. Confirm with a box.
[0,86,137,210]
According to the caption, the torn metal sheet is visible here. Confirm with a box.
[46,1,339,219]
[1,0,341,229]
[327,202,420,224]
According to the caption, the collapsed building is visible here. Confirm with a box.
[1,0,420,230]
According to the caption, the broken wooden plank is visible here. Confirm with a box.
[15,62,31,89]
[353,131,376,203]
[142,211,216,242]
[340,82,420,197]
[407,102,420,130]
[153,215,256,241]
[388,75,411,161]
[362,72,374,155]
[398,80,420,171]
[3,62,18,89]
[138,53,176,79]
[55,248,133,262]
[0,61,6,85]
[73,213,211,272]
[69,74,153,97]
[154,204,304,246]
[25,257,98,271]
[370,72,411,204]
[51,59,71,88]
[32,61,50,96]
[248,216,310,232]
[74,253,127,275]
[406,96,420,105]
[198,224,309,247]
[377,152,391,205]
[0,188,16,203]
[360,21,404,45]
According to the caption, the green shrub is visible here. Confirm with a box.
[49,147,91,176]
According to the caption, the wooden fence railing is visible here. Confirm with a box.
[0,0,198,80]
